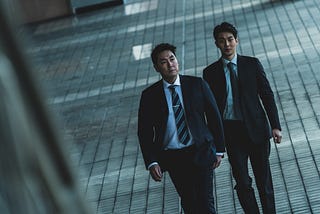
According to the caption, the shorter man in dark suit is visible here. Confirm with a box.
[138,43,225,213]
[203,22,282,213]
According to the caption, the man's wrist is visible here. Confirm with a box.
[148,162,158,170]
[216,152,224,158]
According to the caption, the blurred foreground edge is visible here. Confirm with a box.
[0,2,92,214]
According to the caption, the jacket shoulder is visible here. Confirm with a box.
[181,75,207,86]
[181,75,201,81]
[141,80,162,95]
[238,55,260,63]
[203,60,220,73]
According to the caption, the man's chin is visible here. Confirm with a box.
[168,71,179,76]
[223,52,235,59]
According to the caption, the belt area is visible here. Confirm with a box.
[164,144,196,154]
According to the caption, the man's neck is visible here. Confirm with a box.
[222,53,236,61]
[163,75,178,84]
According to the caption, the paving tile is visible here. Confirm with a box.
[26,0,320,213]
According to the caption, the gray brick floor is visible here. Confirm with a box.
[26,0,320,213]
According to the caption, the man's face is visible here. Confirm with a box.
[154,50,179,83]
[215,32,238,60]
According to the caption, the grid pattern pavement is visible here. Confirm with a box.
[26,0,320,213]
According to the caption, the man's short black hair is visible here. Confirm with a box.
[151,43,177,65]
[213,22,238,41]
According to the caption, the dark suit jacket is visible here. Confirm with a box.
[203,55,281,143]
[138,75,225,170]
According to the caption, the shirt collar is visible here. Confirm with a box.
[163,75,181,88]
[222,54,237,67]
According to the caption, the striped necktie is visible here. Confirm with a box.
[169,85,190,145]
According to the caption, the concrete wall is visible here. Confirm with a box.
[3,0,123,24]
[8,0,72,24]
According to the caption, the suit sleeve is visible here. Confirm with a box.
[137,90,158,169]
[256,59,281,130]
[201,79,225,153]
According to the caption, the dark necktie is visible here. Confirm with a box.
[169,85,190,145]
[227,62,242,120]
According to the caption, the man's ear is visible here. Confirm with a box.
[214,40,218,47]
[153,64,160,72]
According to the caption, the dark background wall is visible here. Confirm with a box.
[7,0,72,24]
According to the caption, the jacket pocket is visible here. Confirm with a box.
[193,140,217,167]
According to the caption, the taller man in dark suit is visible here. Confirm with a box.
[138,43,225,213]
[203,22,282,213]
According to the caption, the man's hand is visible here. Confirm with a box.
[272,129,282,144]
[149,164,163,182]
[213,155,223,169]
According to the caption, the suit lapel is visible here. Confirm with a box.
[216,59,228,108]
[179,75,192,115]
[218,58,227,89]
[156,81,168,117]
[236,55,246,93]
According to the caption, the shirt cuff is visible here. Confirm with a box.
[147,162,158,170]
[216,152,224,157]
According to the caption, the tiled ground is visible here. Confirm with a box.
[26,0,320,213]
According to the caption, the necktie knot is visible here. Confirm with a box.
[227,62,236,75]
[168,84,176,91]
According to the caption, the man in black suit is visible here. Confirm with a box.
[203,22,282,213]
[138,43,225,213]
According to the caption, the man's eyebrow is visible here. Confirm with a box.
[159,54,175,61]
[218,35,234,40]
